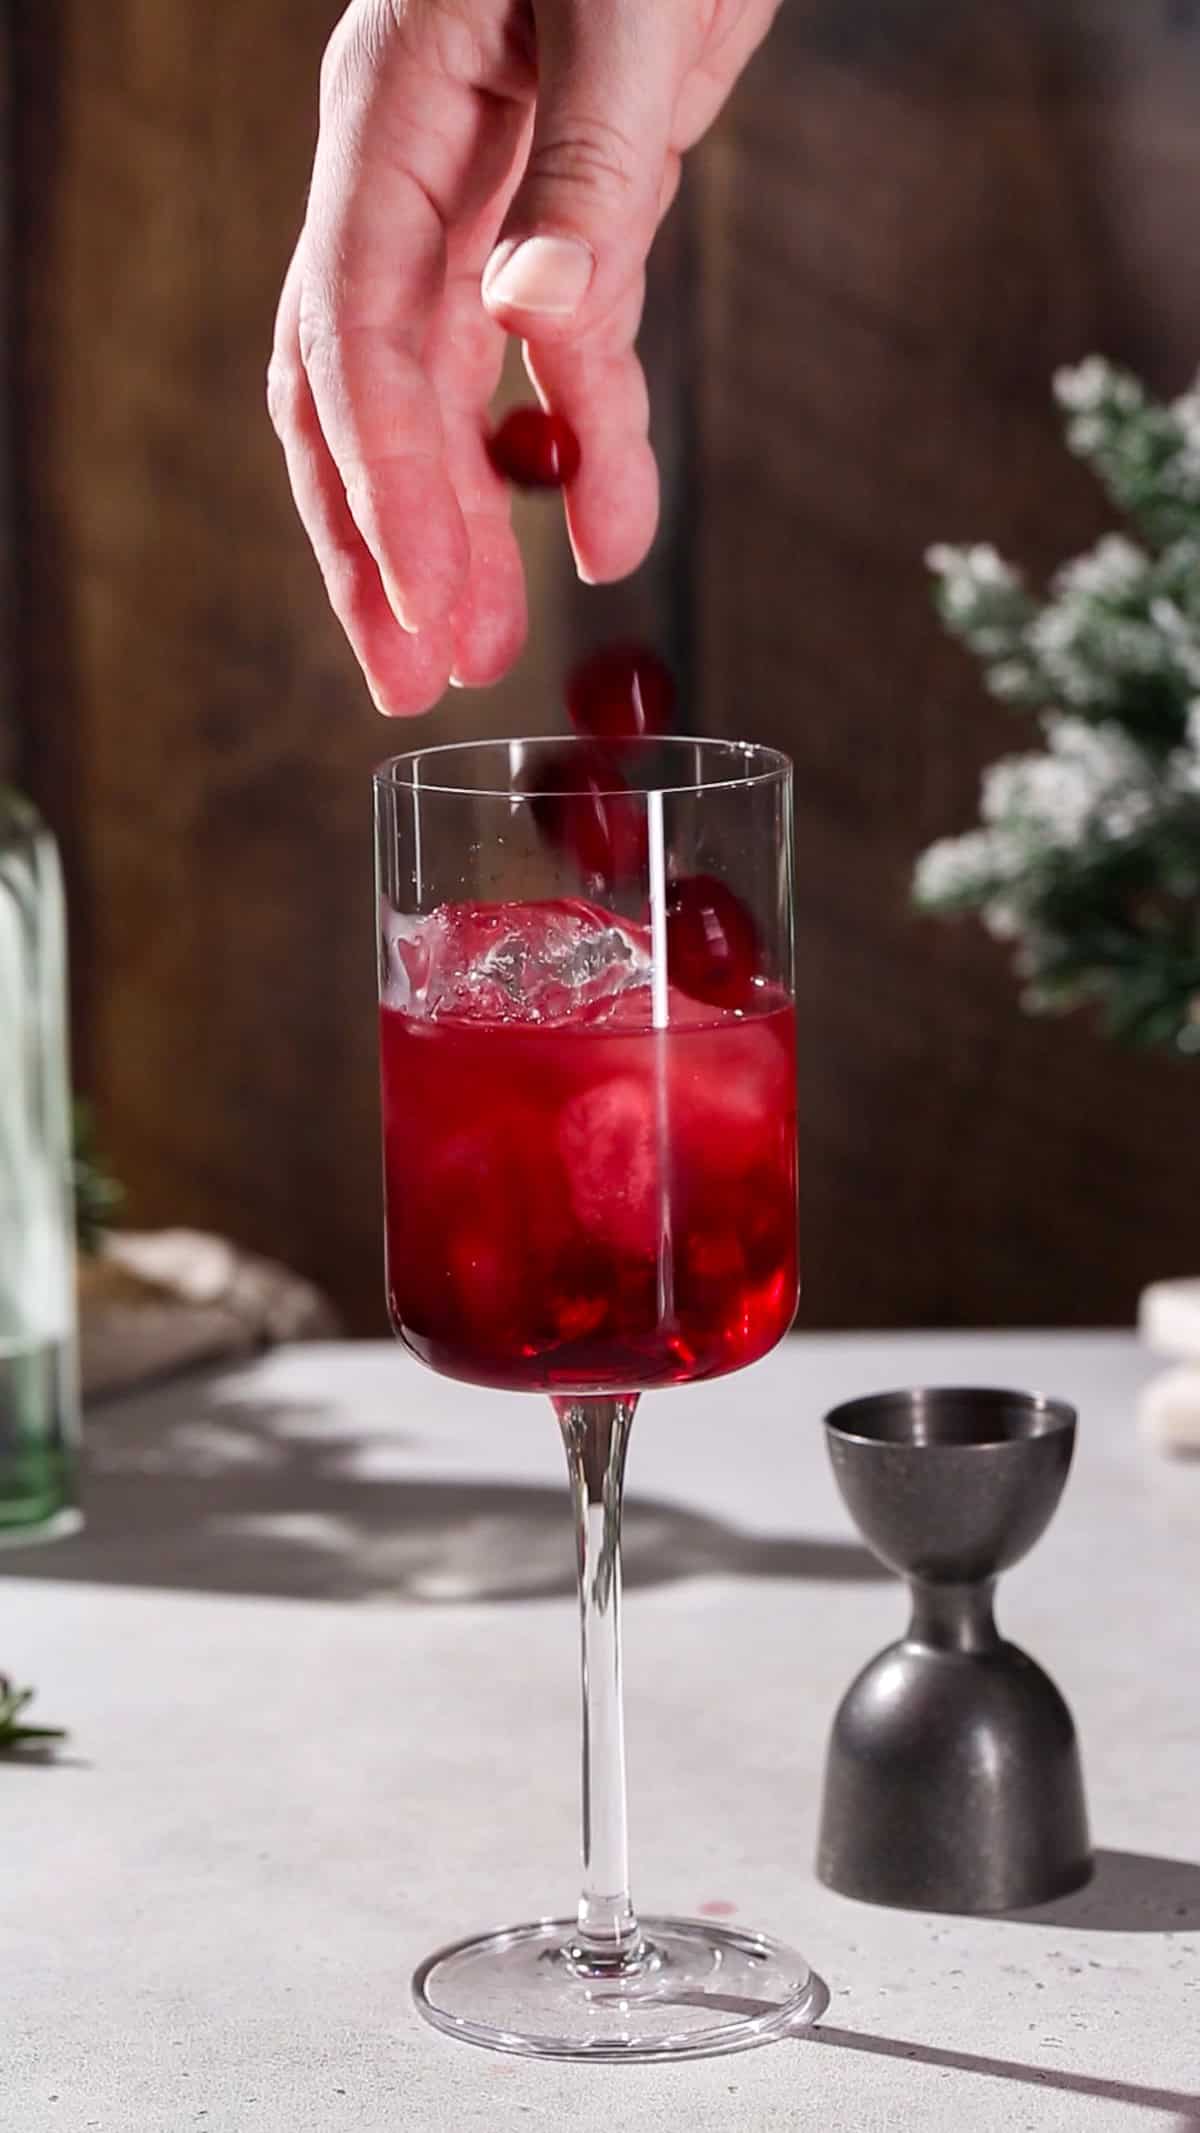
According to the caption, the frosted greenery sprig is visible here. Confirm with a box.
[915,358,1200,1053]
[1056,356,1200,549]
[928,534,1200,740]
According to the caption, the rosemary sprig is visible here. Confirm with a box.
[0,1675,66,1753]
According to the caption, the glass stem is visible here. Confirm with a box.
[554,1394,645,1975]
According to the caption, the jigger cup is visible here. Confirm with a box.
[817,1387,1092,1914]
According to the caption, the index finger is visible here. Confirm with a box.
[298,8,479,632]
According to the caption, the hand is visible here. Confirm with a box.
[268,0,779,715]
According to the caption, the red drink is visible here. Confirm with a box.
[380,915,798,1392]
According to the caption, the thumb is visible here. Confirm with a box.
[481,0,684,338]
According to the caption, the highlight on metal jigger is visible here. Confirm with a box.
[817,1387,1092,1915]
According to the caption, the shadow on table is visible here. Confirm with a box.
[691,1847,1200,2112]
[805,2022,1200,2119]
[1005,1846,1200,1934]
[0,1383,885,1605]
[662,1976,1199,2116]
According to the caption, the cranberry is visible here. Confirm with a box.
[665,874,760,1010]
[487,406,580,489]
[529,749,647,886]
[566,643,676,745]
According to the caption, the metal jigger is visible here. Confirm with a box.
[817,1387,1092,1914]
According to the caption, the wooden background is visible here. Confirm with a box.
[6,0,1200,1332]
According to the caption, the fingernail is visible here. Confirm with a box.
[568,534,597,587]
[382,573,419,635]
[482,236,594,318]
[447,670,466,689]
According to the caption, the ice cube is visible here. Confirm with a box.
[559,1074,661,1255]
[381,898,653,1025]
[671,1016,794,1179]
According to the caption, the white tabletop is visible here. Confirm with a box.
[4,1331,1199,2131]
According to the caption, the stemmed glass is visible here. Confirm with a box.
[375,735,818,2060]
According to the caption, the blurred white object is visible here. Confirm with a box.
[1139,1278,1200,1360]
[1138,1279,1200,1453]
[1138,1364,1200,1454]
[79,1229,339,1404]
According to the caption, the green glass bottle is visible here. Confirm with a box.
[0,788,80,1540]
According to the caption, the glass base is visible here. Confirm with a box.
[412,1915,822,2061]
[0,1503,82,1551]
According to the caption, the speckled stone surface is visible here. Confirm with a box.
[4,1332,1198,2131]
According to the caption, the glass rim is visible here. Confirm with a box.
[824,1386,1078,1448]
[373,733,792,801]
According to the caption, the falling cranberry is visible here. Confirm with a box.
[487,406,581,489]
[665,874,760,1011]
[566,642,676,745]
[529,749,647,886]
